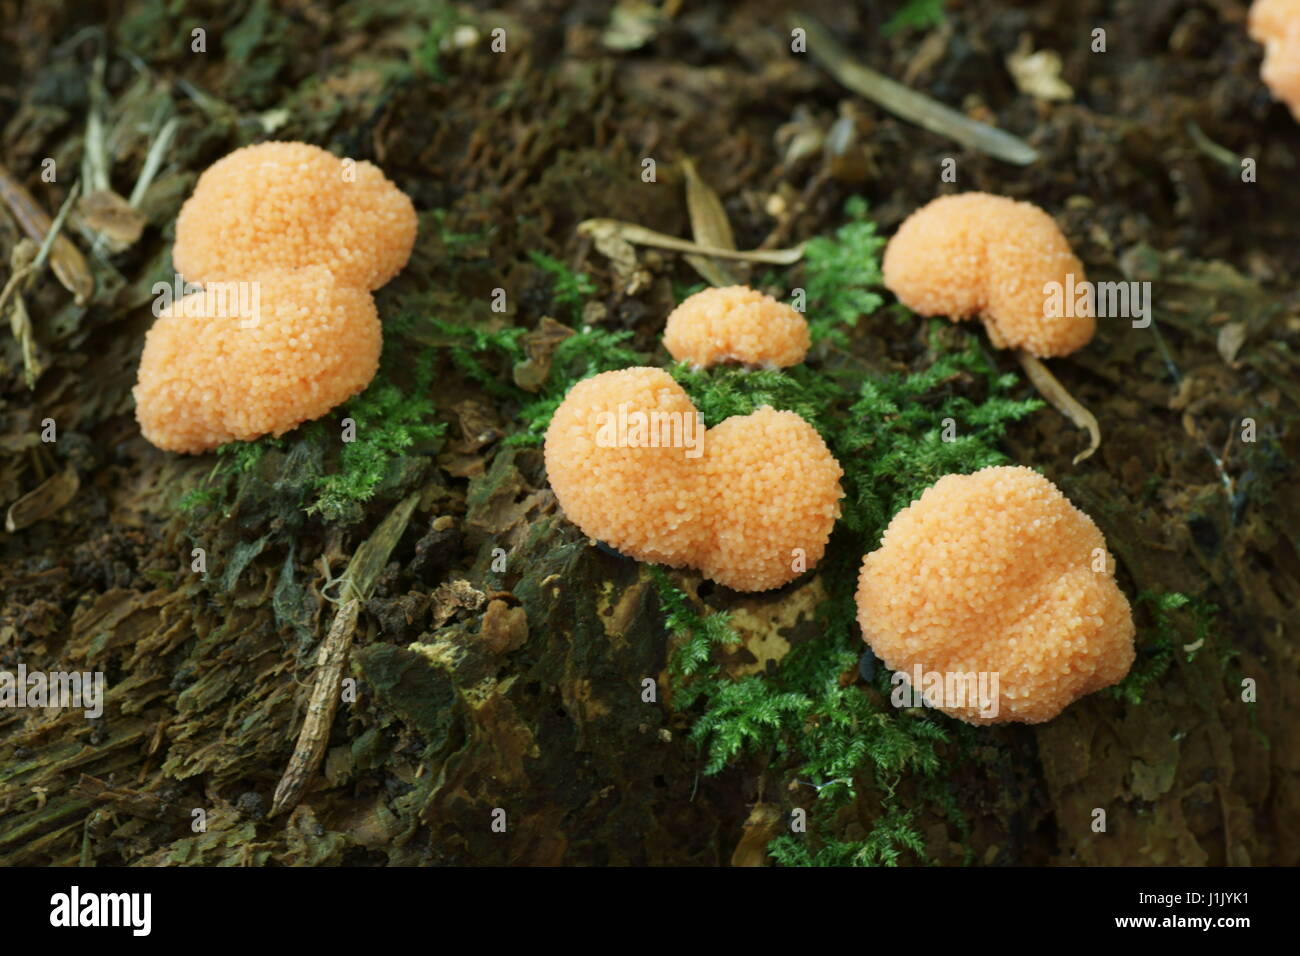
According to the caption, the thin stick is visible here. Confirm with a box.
[129,116,179,208]
[577,218,805,264]
[270,494,420,816]
[796,16,1038,166]
[1015,349,1100,465]
[270,597,360,817]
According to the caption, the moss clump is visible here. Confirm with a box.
[180,354,444,525]
[884,0,948,36]
[646,202,1214,865]
[672,328,1043,537]
[527,251,597,325]
[429,316,645,446]
[308,373,445,522]
[799,195,886,346]
[1106,591,1217,706]
[769,807,926,866]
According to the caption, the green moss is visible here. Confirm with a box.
[428,318,528,399]
[672,326,1043,537]
[769,807,926,867]
[509,328,643,445]
[650,341,1037,864]
[1106,591,1217,706]
[800,196,886,346]
[181,350,444,525]
[527,251,597,325]
[308,373,446,522]
[884,0,948,36]
[640,207,1057,866]
[412,2,460,80]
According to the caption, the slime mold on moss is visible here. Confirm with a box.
[883,191,1102,462]
[134,142,417,453]
[663,285,811,369]
[134,266,382,453]
[543,366,844,592]
[882,192,1094,359]
[855,465,1136,725]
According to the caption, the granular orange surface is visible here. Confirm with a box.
[663,286,810,368]
[882,192,1094,358]
[544,367,843,591]
[134,266,381,453]
[172,141,417,291]
[855,466,1134,724]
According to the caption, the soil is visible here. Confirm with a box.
[0,0,1296,866]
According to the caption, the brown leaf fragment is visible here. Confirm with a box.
[0,166,93,304]
[77,189,146,253]
[730,802,783,866]
[512,316,575,391]
[432,579,487,628]
[450,398,503,453]
[1216,322,1247,368]
[6,468,79,533]
[682,157,740,287]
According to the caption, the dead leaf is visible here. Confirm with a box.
[1006,34,1074,102]
[5,468,79,532]
[77,189,146,253]
[432,579,487,628]
[450,399,503,453]
[0,167,93,304]
[682,157,740,287]
[513,316,575,391]
[1216,322,1247,368]
[730,803,782,866]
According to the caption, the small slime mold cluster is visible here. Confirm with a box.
[663,285,810,368]
[855,466,1135,724]
[545,366,843,592]
[134,142,417,453]
[544,255,1134,722]
[882,192,1094,358]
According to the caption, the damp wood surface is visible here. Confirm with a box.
[0,0,1297,866]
